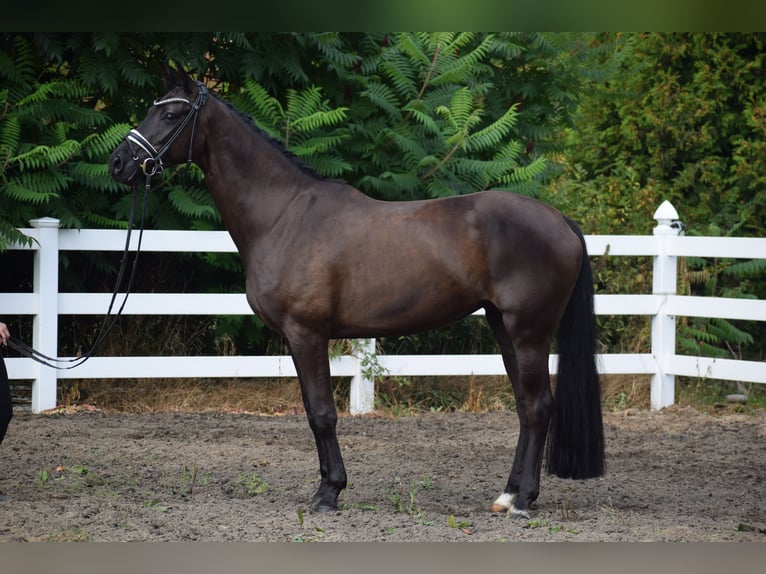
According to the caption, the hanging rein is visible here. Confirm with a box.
[6,81,209,369]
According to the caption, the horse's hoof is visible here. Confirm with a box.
[509,505,530,519]
[312,501,339,514]
[491,492,516,513]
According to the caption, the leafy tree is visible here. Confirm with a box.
[544,32,766,362]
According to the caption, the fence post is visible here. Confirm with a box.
[349,338,376,415]
[651,201,682,410]
[29,217,60,413]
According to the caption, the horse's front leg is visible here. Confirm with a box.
[287,331,347,512]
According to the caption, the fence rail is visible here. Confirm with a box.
[3,201,765,414]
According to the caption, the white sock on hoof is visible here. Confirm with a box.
[510,505,530,518]
[491,492,515,512]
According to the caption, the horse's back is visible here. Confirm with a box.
[277,188,584,338]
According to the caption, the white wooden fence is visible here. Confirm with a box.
[3,201,765,414]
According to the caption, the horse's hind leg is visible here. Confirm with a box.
[486,308,525,513]
[487,308,553,517]
[286,330,347,512]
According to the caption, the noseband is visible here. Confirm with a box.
[126,80,209,177]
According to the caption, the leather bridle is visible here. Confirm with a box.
[126,80,209,178]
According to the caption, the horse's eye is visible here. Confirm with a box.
[163,112,177,121]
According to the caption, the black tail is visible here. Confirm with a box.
[546,218,605,479]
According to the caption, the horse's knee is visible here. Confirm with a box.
[520,390,552,429]
[310,407,338,435]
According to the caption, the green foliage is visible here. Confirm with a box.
[0,34,130,245]
[342,32,562,200]
[234,472,270,496]
[677,252,760,360]
[549,32,766,237]
[231,82,351,178]
[545,32,766,362]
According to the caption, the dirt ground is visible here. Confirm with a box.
[0,405,764,542]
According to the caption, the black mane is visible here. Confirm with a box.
[216,94,326,181]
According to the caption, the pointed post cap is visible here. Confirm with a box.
[653,200,682,236]
[653,200,679,224]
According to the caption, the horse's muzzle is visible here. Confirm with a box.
[109,143,140,185]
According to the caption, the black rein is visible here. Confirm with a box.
[6,81,209,370]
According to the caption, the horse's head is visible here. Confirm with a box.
[110,64,208,185]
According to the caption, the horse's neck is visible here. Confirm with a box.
[195,102,310,249]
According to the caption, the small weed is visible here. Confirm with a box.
[144,499,169,512]
[613,391,629,411]
[291,527,325,542]
[36,469,49,487]
[44,526,92,542]
[447,515,471,529]
[523,518,566,534]
[735,523,766,534]
[39,463,109,494]
[235,472,270,496]
[292,509,326,542]
[388,475,432,516]
[161,461,203,496]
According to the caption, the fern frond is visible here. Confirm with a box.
[386,128,426,164]
[681,325,720,345]
[290,133,348,155]
[9,35,36,84]
[436,87,481,143]
[466,104,519,152]
[285,86,323,119]
[708,318,754,346]
[314,32,361,69]
[361,82,402,121]
[380,54,417,100]
[402,100,440,135]
[0,113,22,163]
[10,139,81,171]
[433,34,493,86]
[82,212,131,229]
[0,219,34,250]
[236,79,283,128]
[168,187,218,220]
[501,156,548,184]
[3,179,62,204]
[302,155,352,178]
[289,107,348,134]
[81,123,132,160]
[723,258,766,278]
[71,161,124,191]
[427,176,463,198]
[395,33,430,66]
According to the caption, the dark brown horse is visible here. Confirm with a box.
[109,65,604,517]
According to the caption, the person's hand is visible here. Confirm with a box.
[0,322,9,346]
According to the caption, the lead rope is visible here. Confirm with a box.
[6,175,153,369]
[6,81,208,369]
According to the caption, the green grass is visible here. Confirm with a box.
[675,378,766,414]
[234,472,270,496]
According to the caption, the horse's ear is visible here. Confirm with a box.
[160,61,196,93]
[160,62,178,90]
[175,63,198,94]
